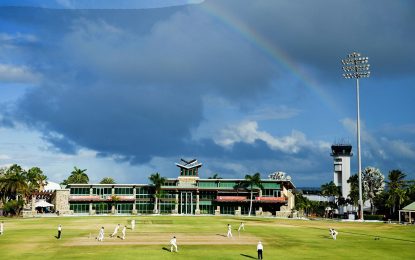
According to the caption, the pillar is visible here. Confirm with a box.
[31,196,36,214]
[195,194,200,215]
[235,206,241,216]
[173,193,179,214]
[132,187,137,214]
[89,203,95,215]
[215,206,221,215]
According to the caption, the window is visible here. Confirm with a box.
[70,203,89,213]
[220,205,237,215]
[114,187,133,195]
[136,202,153,213]
[93,203,111,214]
[219,182,236,188]
[199,182,217,188]
[116,203,133,214]
[199,205,214,214]
[93,188,112,198]
[70,187,90,195]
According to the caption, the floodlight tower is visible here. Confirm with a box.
[342,52,370,221]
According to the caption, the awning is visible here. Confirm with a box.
[35,200,54,207]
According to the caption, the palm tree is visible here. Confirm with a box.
[100,177,116,184]
[386,169,407,215]
[0,164,30,202]
[26,167,48,192]
[208,173,222,179]
[320,181,340,209]
[61,167,89,185]
[347,174,363,211]
[244,172,263,216]
[148,173,166,214]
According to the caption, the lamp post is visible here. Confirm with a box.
[342,52,370,221]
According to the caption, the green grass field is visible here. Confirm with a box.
[0,215,414,259]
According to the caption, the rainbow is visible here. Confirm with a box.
[199,1,343,115]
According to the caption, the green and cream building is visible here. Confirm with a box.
[65,159,295,216]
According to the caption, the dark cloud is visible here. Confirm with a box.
[0,1,413,185]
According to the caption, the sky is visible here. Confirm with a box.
[0,0,414,186]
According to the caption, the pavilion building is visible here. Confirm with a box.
[64,159,295,216]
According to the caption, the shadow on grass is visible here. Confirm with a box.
[162,247,171,252]
[240,254,256,259]
[216,233,227,237]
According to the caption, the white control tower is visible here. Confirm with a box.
[330,144,352,213]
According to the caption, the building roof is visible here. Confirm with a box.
[43,181,62,191]
[175,159,202,169]
[402,202,415,211]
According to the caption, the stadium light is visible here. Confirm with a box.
[341,52,370,221]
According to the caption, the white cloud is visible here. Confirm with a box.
[341,117,415,161]
[0,154,11,160]
[248,105,301,121]
[0,64,40,84]
[0,33,38,43]
[215,120,329,154]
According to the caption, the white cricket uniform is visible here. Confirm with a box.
[331,229,338,240]
[238,223,245,232]
[170,238,178,252]
[98,228,105,241]
[131,220,135,230]
[227,225,233,238]
[111,225,120,237]
[121,226,126,240]
[0,222,3,235]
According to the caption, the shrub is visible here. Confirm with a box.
[364,214,384,221]
[3,199,24,216]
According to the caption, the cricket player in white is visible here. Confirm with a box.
[0,221,3,235]
[227,224,233,238]
[329,228,338,240]
[121,225,127,240]
[238,222,245,232]
[97,227,105,241]
[131,219,135,230]
[257,241,263,259]
[110,224,120,238]
[170,236,178,252]
[57,224,62,239]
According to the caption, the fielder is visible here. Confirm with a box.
[57,224,62,239]
[329,228,338,240]
[110,224,120,238]
[97,227,105,241]
[121,225,127,240]
[257,241,263,260]
[0,221,3,235]
[131,219,135,230]
[238,222,245,232]
[227,224,233,238]
[170,236,178,252]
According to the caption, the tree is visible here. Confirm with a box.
[148,173,166,214]
[362,167,385,215]
[0,164,30,202]
[61,167,89,185]
[208,173,222,179]
[244,172,263,216]
[320,181,340,210]
[347,175,359,210]
[321,181,340,197]
[26,167,48,193]
[100,177,116,184]
[386,169,407,215]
